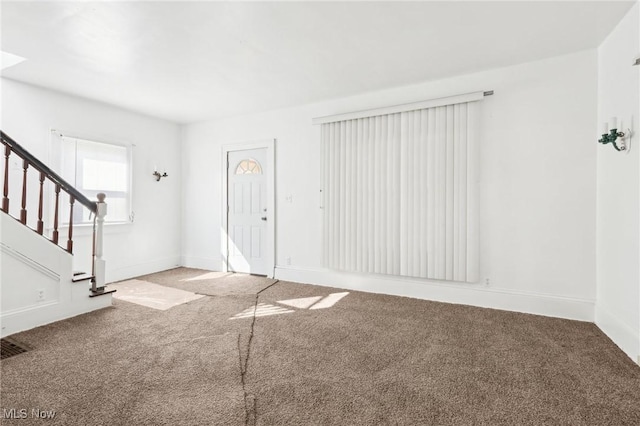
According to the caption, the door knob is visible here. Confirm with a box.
[261,217,267,221]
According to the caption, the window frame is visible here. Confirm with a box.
[50,130,134,227]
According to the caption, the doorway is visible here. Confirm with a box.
[222,141,275,277]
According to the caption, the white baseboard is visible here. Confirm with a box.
[595,304,640,363]
[180,255,220,271]
[106,255,181,283]
[1,293,112,338]
[274,266,595,322]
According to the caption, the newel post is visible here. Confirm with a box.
[93,193,107,292]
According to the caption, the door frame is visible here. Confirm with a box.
[221,139,276,278]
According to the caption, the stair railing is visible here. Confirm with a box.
[1,131,108,294]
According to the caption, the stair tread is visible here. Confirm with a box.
[89,289,116,298]
[72,273,94,282]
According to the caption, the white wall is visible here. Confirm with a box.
[1,212,112,337]
[183,50,598,321]
[595,2,640,362]
[1,79,182,283]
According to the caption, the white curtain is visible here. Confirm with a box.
[321,101,479,282]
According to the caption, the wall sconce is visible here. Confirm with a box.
[153,165,168,181]
[599,117,630,152]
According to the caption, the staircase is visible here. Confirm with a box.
[1,131,114,337]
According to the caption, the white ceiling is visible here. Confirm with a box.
[1,1,635,124]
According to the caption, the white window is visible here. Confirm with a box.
[59,136,132,224]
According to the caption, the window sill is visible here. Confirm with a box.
[49,221,133,236]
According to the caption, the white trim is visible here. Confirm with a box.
[0,242,60,281]
[105,255,181,284]
[181,255,220,271]
[274,266,595,322]
[221,139,276,278]
[312,91,485,125]
[47,129,135,226]
[56,221,132,236]
[50,128,134,149]
[0,300,59,317]
[595,303,640,363]
[1,300,112,338]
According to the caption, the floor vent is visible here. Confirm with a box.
[1,338,30,360]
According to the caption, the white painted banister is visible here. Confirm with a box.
[92,192,107,293]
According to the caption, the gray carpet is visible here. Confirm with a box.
[1,267,639,425]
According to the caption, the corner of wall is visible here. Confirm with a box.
[595,0,640,364]
[178,123,187,267]
[595,303,640,362]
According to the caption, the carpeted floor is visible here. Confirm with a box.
[1,267,639,425]
[136,268,278,297]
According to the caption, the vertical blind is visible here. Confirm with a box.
[320,99,479,282]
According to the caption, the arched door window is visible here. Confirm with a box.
[235,158,263,175]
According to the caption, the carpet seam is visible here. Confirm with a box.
[239,279,280,426]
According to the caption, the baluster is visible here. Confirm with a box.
[52,185,60,244]
[92,193,107,293]
[2,145,9,212]
[67,195,75,253]
[20,159,28,224]
[92,215,96,277]
[37,172,45,234]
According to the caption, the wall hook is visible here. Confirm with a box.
[153,171,168,181]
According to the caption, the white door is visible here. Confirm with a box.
[227,148,269,275]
